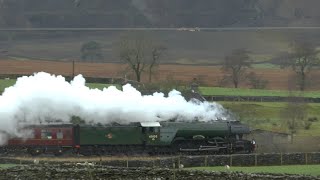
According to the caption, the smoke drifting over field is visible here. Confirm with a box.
[0,72,229,143]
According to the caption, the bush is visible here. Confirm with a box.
[247,72,269,89]
[80,41,103,62]
[304,121,312,130]
[308,117,318,122]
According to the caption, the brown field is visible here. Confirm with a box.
[0,59,319,90]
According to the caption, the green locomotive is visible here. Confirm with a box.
[74,121,254,155]
[2,120,254,156]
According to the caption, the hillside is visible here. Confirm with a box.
[1,1,320,64]
[0,29,320,64]
[0,0,320,28]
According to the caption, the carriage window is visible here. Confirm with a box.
[64,130,71,139]
[22,129,35,139]
[41,129,52,139]
[57,129,63,139]
[41,130,46,139]
[30,129,35,138]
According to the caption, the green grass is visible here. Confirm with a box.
[251,63,280,69]
[0,164,18,169]
[191,165,320,176]
[219,102,320,136]
[1,79,320,98]
[199,87,320,98]
[0,79,17,93]
[86,83,121,90]
[0,79,121,93]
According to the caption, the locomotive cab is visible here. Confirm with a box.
[140,122,161,145]
[228,121,254,153]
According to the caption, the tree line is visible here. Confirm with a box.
[80,32,320,92]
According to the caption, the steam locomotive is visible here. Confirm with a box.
[0,121,254,156]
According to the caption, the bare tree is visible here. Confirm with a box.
[148,45,166,82]
[222,49,252,88]
[116,33,165,82]
[246,72,269,89]
[278,41,319,91]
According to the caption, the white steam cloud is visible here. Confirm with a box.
[0,72,229,144]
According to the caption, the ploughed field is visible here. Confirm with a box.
[0,60,320,90]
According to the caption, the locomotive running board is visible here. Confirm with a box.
[200,145,218,148]
[179,148,199,152]
[179,147,222,152]
[199,148,219,151]
[199,145,220,151]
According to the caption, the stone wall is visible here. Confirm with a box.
[0,164,319,180]
[175,152,320,167]
[1,152,320,168]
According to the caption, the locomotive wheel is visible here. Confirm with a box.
[79,148,93,156]
[218,148,228,154]
[54,148,64,156]
[29,148,43,156]
[0,147,7,155]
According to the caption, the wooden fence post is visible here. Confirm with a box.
[230,155,233,166]
[280,153,283,166]
[173,171,176,180]
[305,153,308,165]
[255,154,257,166]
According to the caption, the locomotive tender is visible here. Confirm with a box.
[1,121,254,156]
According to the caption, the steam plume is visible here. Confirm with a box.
[0,72,229,144]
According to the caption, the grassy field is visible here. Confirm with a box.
[0,79,17,92]
[86,83,121,90]
[199,87,320,98]
[2,79,320,98]
[220,101,320,136]
[0,80,119,93]
[0,164,18,169]
[191,165,320,176]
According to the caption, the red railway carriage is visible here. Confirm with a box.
[6,124,75,155]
